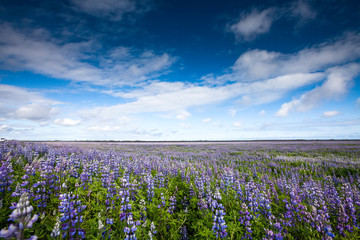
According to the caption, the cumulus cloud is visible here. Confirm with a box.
[322,111,340,118]
[259,110,266,116]
[0,24,174,87]
[229,8,275,41]
[54,118,81,126]
[276,63,360,116]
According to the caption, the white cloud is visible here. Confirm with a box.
[0,84,55,106]
[176,110,191,120]
[276,100,300,117]
[322,111,340,118]
[233,50,280,80]
[202,118,211,123]
[229,8,275,41]
[0,84,59,122]
[259,110,266,116]
[276,63,360,116]
[77,32,360,125]
[80,72,323,123]
[80,83,237,122]
[0,124,13,132]
[15,103,58,121]
[0,24,174,87]
[231,33,360,81]
[233,121,243,127]
[54,118,81,126]
[228,1,317,41]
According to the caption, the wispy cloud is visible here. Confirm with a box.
[0,24,175,88]
[290,0,317,23]
[229,8,275,41]
[0,124,13,132]
[231,33,360,81]
[175,110,191,120]
[276,63,360,116]
[202,118,211,123]
[228,0,316,41]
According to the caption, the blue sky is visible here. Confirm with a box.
[0,0,360,140]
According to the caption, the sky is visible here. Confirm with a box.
[0,0,360,141]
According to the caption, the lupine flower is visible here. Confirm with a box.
[239,203,252,239]
[58,193,86,239]
[167,195,176,214]
[212,188,227,238]
[98,212,104,230]
[148,221,156,240]
[180,225,188,240]
[0,192,38,240]
[50,216,61,238]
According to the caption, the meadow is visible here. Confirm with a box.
[0,140,360,239]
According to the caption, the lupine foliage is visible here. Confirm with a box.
[0,140,360,239]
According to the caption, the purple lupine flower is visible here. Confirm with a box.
[239,203,252,239]
[58,193,86,239]
[139,199,147,222]
[124,215,137,240]
[341,183,357,229]
[157,193,166,209]
[167,195,176,214]
[146,174,154,202]
[180,225,188,240]
[212,188,227,238]
[0,155,14,193]
[0,192,38,240]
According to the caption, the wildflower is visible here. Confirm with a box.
[50,216,60,238]
[0,192,38,239]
